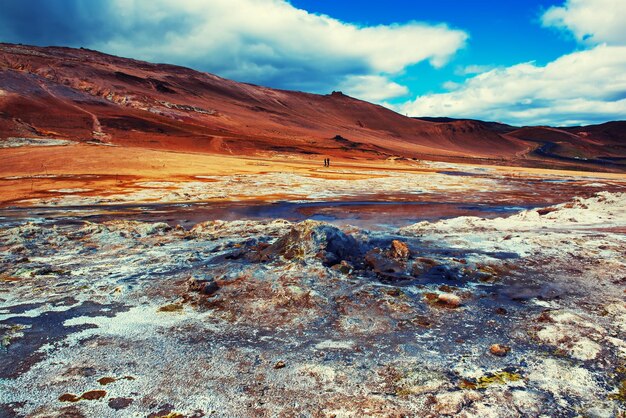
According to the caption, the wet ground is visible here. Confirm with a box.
[0,199,534,231]
[0,166,625,417]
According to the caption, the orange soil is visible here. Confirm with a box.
[1,143,625,207]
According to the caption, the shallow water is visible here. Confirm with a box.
[0,200,534,230]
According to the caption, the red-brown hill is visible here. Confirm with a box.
[1,43,624,171]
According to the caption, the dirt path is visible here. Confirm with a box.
[37,81,110,142]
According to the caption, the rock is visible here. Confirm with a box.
[331,260,353,274]
[437,293,461,308]
[274,361,286,369]
[489,344,511,356]
[108,397,133,410]
[494,307,508,315]
[79,390,107,401]
[411,257,439,276]
[389,240,410,260]
[187,277,219,295]
[59,393,80,402]
[158,303,183,313]
[364,248,405,274]
[261,220,361,265]
[97,377,116,385]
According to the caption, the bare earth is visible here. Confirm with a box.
[1,143,626,417]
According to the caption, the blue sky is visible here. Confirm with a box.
[0,0,624,126]
[290,0,577,97]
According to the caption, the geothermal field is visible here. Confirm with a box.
[0,43,625,417]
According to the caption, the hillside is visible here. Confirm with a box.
[0,43,625,170]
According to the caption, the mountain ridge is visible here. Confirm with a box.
[1,43,625,171]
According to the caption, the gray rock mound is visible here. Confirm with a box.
[262,220,362,266]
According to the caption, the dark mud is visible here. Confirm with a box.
[0,200,535,231]
[0,301,128,378]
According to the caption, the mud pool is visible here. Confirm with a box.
[0,190,625,417]
[0,200,534,231]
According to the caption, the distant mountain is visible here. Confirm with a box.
[1,43,624,171]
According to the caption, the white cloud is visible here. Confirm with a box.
[455,64,495,75]
[400,45,626,126]
[442,81,461,90]
[87,0,467,100]
[337,75,409,101]
[542,0,626,45]
[399,0,626,125]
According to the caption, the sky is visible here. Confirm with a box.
[0,0,625,126]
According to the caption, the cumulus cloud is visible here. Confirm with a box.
[455,64,495,76]
[337,75,409,102]
[541,0,626,45]
[401,45,626,126]
[0,0,467,101]
[400,0,626,125]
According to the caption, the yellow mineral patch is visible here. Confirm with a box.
[157,303,184,313]
[460,371,522,390]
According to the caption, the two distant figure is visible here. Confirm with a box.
[323,158,331,167]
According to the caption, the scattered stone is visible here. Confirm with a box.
[108,397,133,410]
[384,288,404,297]
[411,315,433,328]
[59,393,80,403]
[389,240,410,260]
[187,277,219,295]
[411,257,439,276]
[489,344,511,356]
[80,390,107,401]
[60,390,107,402]
[331,260,353,274]
[438,284,456,293]
[537,207,558,216]
[158,303,183,313]
[437,293,461,308]
[97,377,116,385]
[364,248,405,275]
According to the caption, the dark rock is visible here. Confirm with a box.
[187,277,219,295]
[108,397,133,410]
[332,260,353,274]
[147,404,175,418]
[200,281,219,296]
[261,220,361,265]
[97,377,116,385]
[80,390,106,401]
[536,207,557,216]
[364,248,404,274]
[59,393,80,402]
[411,258,439,276]
[495,307,508,315]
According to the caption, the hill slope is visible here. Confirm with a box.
[0,43,624,170]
